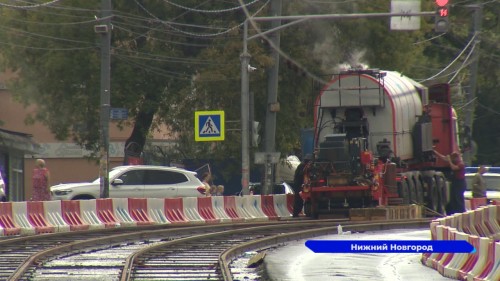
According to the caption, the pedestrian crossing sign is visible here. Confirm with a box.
[195,111,225,141]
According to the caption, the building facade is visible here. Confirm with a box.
[0,72,172,201]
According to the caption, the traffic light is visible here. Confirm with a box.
[251,121,261,147]
[435,0,450,33]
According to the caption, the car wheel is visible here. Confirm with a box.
[72,195,95,200]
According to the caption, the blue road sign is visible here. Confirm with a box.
[195,111,225,141]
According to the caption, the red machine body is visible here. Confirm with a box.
[301,69,458,218]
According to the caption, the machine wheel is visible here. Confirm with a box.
[436,174,448,215]
[414,175,425,205]
[407,173,417,204]
[399,179,410,205]
[428,176,439,213]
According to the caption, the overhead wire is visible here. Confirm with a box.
[113,48,228,65]
[447,42,477,84]
[161,0,261,14]
[237,0,329,86]
[0,0,62,9]
[476,102,500,116]
[417,32,478,83]
[134,0,270,38]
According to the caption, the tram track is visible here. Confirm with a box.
[3,218,432,281]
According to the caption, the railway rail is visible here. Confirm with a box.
[1,218,432,281]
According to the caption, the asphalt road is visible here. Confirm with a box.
[264,227,452,281]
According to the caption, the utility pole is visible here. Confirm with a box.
[96,0,112,198]
[463,3,482,166]
[240,21,251,195]
[262,0,282,195]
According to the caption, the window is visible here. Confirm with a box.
[144,170,188,185]
[118,170,145,185]
[273,184,286,194]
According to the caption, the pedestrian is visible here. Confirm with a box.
[216,185,224,196]
[32,159,51,201]
[200,172,212,196]
[434,150,466,214]
[472,165,487,198]
[292,154,312,217]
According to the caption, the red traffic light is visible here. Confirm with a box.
[439,7,449,17]
[435,0,449,7]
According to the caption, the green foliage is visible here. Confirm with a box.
[0,0,498,167]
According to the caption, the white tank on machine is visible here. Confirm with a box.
[315,69,429,161]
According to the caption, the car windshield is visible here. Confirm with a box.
[91,168,127,184]
[465,174,500,191]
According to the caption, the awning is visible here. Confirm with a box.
[0,128,41,154]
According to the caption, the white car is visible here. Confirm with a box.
[464,172,500,200]
[51,165,206,200]
[244,181,294,196]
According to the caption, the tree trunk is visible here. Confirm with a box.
[124,107,155,165]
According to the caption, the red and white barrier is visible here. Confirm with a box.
[421,202,500,281]
[461,237,491,281]
[222,196,244,222]
[471,207,490,237]
[128,198,155,225]
[286,194,294,215]
[421,220,441,266]
[435,227,458,272]
[466,198,488,211]
[164,198,189,224]
[78,199,106,229]
[211,196,232,223]
[428,225,453,269]
[146,198,169,224]
[440,231,470,277]
[234,196,259,221]
[272,194,292,218]
[43,200,70,232]
[11,201,54,234]
[0,202,21,236]
[182,197,206,224]
[460,211,475,235]
[61,200,90,231]
[95,198,121,228]
[110,198,137,227]
[197,197,219,223]
[260,195,279,220]
[473,241,500,281]
[241,195,269,221]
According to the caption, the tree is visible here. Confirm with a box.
[1,0,498,169]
